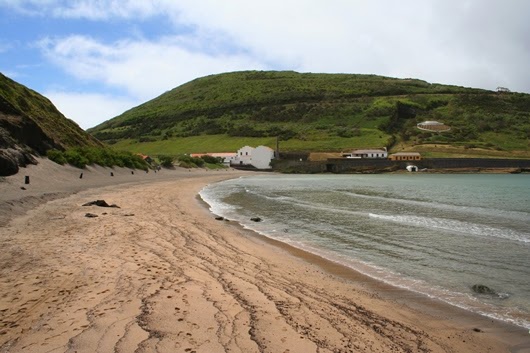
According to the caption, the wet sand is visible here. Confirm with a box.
[1,160,529,353]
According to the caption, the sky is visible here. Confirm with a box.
[1,0,529,130]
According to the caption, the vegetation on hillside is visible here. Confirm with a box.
[176,154,225,169]
[0,73,102,150]
[1,72,106,175]
[88,71,529,157]
[46,147,149,170]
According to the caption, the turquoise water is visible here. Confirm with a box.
[200,174,530,328]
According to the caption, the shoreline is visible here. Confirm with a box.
[197,193,529,337]
[1,161,529,352]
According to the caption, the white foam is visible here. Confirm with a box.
[369,213,530,244]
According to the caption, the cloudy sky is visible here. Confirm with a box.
[1,0,529,129]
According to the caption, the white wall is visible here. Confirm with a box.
[251,146,275,169]
[233,146,254,165]
[231,145,275,169]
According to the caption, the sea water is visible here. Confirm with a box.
[199,174,530,329]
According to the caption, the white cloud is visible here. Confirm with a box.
[0,0,58,15]
[164,0,530,92]
[12,0,530,93]
[38,32,267,128]
[45,91,139,129]
[0,0,162,18]
[39,34,267,101]
[8,0,530,130]
[51,0,163,20]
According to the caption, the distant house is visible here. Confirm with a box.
[137,153,154,165]
[232,145,276,169]
[233,146,254,166]
[341,152,362,159]
[345,149,388,159]
[190,152,237,166]
[389,152,422,161]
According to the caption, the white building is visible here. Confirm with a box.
[349,149,388,159]
[232,145,276,169]
[233,145,254,166]
[252,146,276,169]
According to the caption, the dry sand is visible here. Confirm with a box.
[1,160,529,353]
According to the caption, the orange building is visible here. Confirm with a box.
[389,152,422,161]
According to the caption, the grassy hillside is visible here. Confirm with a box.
[89,71,530,157]
[0,73,102,150]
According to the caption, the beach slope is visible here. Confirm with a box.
[0,163,528,353]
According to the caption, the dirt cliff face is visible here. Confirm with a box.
[0,113,55,176]
[0,73,102,176]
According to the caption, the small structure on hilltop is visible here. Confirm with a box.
[342,148,388,159]
[389,152,422,161]
[232,145,276,169]
[416,121,451,132]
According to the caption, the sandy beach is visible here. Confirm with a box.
[1,160,529,353]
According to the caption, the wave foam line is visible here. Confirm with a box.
[369,213,530,243]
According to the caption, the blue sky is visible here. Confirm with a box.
[1,0,529,129]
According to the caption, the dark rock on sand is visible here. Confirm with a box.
[215,216,224,221]
[250,217,262,222]
[85,213,98,218]
[82,200,120,208]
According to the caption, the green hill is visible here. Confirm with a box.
[0,72,102,175]
[89,71,530,158]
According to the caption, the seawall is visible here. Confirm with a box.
[273,158,530,173]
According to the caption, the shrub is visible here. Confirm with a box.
[138,136,158,143]
[158,154,175,168]
[46,147,148,170]
[200,155,222,164]
[335,127,361,138]
[47,149,67,165]
[64,149,89,168]
[177,155,204,168]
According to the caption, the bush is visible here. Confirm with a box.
[46,147,148,170]
[335,127,361,138]
[64,149,89,168]
[200,155,223,164]
[47,149,67,165]
[158,154,175,168]
[177,155,205,168]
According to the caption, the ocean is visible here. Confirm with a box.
[199,174,530,329]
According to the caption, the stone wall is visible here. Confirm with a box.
[273,158,530,173]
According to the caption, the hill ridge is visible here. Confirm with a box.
[88,70,529,157]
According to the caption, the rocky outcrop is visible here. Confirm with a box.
[0,73,102,176]
[0,113,56,176]
[471,284,496,295]
[82,200,120,208]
